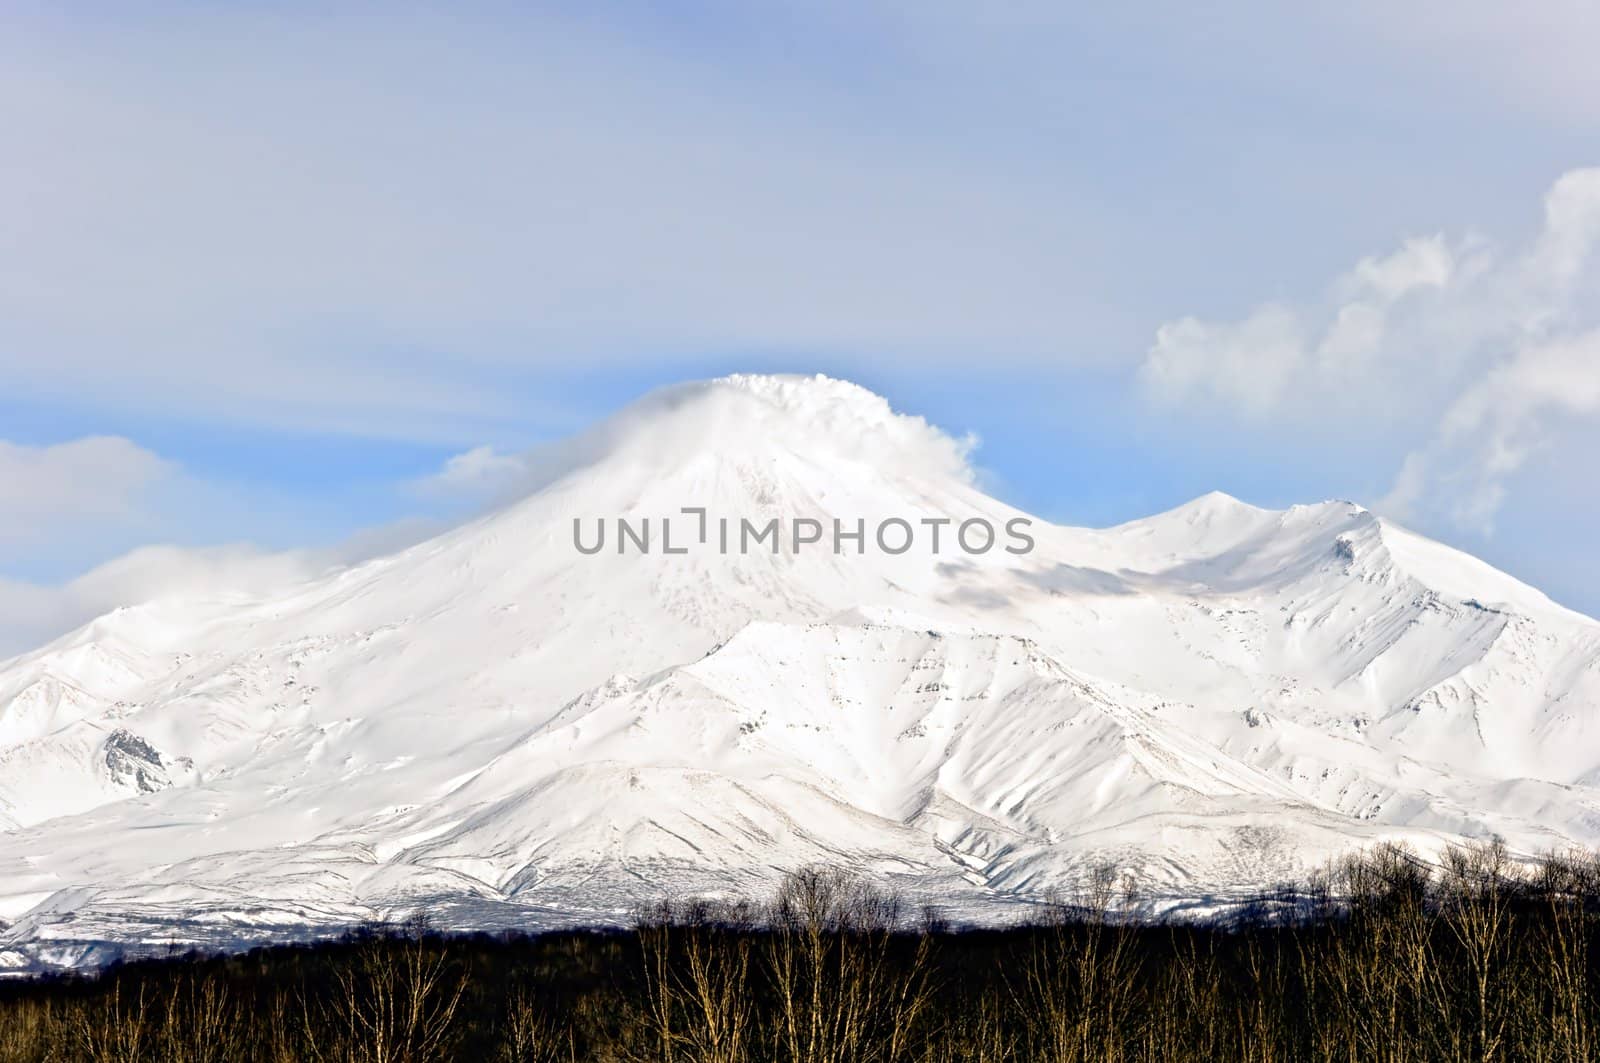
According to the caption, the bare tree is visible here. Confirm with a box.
[763,867,937,1063]
[1015,864,1142,1063]
[72,981,152,1063]
[498,984,570,1063]
[304,918,468,1063]
[1438,840,1518,1063]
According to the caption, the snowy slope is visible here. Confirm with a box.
[2,373,1598,971]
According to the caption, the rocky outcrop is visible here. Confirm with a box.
[103,729,169,793]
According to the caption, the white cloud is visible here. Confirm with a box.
[1143,167,1600,531]
[1141,233,1470,411]
[0,430,458,654]
[1143,305,1306,412]
[1342,235,1457,302]
[1387,327,1600,529]
[0,544,320,658]
[0,520,450,658]
[410,446,532,503]
[0,437,177,550]
[0,436,310,654]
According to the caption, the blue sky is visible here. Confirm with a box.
[4,1,1600,650]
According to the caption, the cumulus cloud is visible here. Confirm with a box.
[1143,305,1306,412]
[1141,233,1472,412]
[1143,167,1600,531]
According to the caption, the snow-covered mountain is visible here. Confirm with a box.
[2,373,1598,970]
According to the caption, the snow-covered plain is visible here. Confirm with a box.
[3,374,1598,971]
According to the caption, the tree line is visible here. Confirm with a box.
[0,840,1595,1061]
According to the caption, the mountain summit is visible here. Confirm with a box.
[2,374,1598,971]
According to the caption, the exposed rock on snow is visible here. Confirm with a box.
[102,729,168,794]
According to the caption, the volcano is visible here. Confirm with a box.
[2,374,1598,971]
